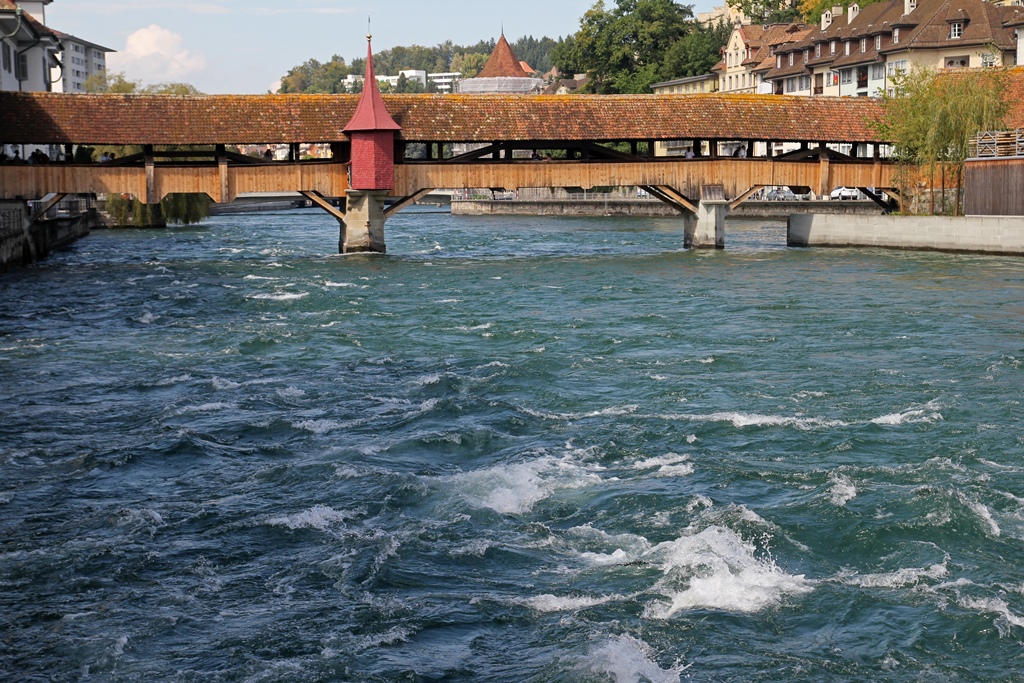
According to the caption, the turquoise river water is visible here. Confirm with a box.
[2,209,1023,682]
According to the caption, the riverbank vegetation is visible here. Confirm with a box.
[873,67,1008,215]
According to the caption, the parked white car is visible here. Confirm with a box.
[830,187,860,200]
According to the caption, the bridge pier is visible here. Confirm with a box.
[341,190,387,254]
[683,189,729,250]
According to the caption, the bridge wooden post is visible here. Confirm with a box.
[144,145,156,205]
[818,144,831,197]
[216,144,228,204]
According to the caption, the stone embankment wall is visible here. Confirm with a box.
[788,214,1024,255]
[1,201,94,272]
[452,199,881,218]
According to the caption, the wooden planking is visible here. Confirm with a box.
[0,163,349,203]
[1,159,890,203]
[965,157,1024,215]
[394,159,895,198]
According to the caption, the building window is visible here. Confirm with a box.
[981,52,996,67]
[785,76,797,92]
[950,22,963,39]
[887,59,907,76]
[861,38,867,52]
[845,41,851,55]
[803,49,809,62]
[830,40,836,55]
[840,68,853,84]
[871,63,885,79]
[875,35,881,50]
[15,51,27,81]
[815,43,822,58]
[799,75,811,90]
[789,52,794,66]
[893,28,900,44]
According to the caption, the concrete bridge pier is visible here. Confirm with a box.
[684,187,729,249]
[341,190,387,254]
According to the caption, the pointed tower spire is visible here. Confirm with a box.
[344,32,401,134]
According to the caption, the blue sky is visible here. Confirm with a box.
[44,0,718,94]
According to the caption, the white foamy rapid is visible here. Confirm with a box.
[265,504,357,531]
[828,472,858,506]
[633,453,695,478]
[643,526,813,617]
[583,634,687,683]
[444,453,603,515]
[872,400,944,425]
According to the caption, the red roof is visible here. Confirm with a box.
[476,35,530,78]
[343,37,400,133]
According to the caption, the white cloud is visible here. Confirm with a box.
[108,25,207,84]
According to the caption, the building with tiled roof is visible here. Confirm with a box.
[714,22,810,94]
[0,1,61,93]
[459,34,543,94]
[762,0,1022,97]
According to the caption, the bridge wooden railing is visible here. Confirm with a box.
[1,157,895,213]
[394,158,894,202]
[0,162,349,204]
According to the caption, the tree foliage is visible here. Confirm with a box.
[275,37,563,94]
[552,0,729,93]
[84,70,201,96]
[873,66,1009,214]
[727,0,801,24]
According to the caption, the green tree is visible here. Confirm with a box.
[661,18,731,78]
[450,52,489,79]
[873,66,1008,215]
[555,0,720,93]
[728,0,800,24]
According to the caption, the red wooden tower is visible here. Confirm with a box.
[344,34,401,190]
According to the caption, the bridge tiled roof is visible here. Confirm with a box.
[0,91,893,145]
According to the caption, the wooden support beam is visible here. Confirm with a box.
[299,190,345,222]
[384,188,434,218]
[729,185,762,210]
[643,185,698,214]
[27,193,68,223]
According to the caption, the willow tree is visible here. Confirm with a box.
[873,66,1008,215]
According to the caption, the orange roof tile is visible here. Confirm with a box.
[0,90,897,145]
[476,35,530,79]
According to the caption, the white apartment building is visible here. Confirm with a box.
[52,31,114,93]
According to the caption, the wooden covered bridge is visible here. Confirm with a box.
[0,59,898,251]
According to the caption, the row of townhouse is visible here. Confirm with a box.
[727,0,1024,98]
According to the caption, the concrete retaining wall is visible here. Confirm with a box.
[788,213,1024,255]
[452,199,881,219]
[1,200,94,272]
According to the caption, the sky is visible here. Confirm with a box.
[44,0,719,94]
